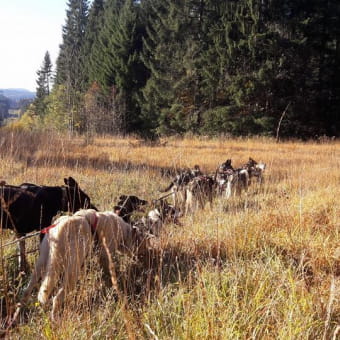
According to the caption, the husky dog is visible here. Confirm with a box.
[215,159,249,198]
[215,159,234,197]
[160,165,203,212]
[242,158,266,184]
[133,199,180,236]
[185,175,215,213]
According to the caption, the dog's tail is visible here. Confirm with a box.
[159,181,174,193]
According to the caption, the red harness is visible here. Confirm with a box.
[41,223,57,234]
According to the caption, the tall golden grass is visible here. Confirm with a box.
[0,129,339,339]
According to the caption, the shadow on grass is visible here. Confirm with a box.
[25,154,180,178]
[112,238,230,303]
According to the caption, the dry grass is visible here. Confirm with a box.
[0,129,339,339]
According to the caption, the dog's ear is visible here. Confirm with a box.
[65,177,78,188]
[140,199,148,205]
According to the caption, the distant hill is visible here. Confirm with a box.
[0,88,35,111]
[0,88,35,101]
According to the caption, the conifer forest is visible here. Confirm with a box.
[27,0,340,138]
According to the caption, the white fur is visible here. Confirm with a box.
[252,162,266,183]
[170,184,187,213]
[22,212,93,320]
[22,209,150,320]
[147,209,162,234]
[222,170,249,199]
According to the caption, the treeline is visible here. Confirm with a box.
[26,0,340,138]
[0,94,10,123]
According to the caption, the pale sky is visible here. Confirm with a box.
[0,1,67,92]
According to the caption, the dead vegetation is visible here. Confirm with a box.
[0,129,339,339]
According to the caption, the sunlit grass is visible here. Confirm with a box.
[0,129,339,338]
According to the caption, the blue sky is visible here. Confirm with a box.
[0,1,67,91]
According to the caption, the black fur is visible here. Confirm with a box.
[114,195,148,223]
[0,177,96,236]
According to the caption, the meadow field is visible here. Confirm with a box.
[0,130,339,339]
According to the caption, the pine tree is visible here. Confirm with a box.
[82,0,105,91]
[140,0,187,135]
[34,51,53,118]
[88,0,147,134]
[0,93,10,123]
[140,0,222,135]
[56,0,88,89]
[55,0,89,133]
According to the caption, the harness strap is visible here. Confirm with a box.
[41,223,57,234]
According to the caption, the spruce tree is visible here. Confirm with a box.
[55,0,88,133]
[140,0,186,135]
[88,0,147,134]
[56,0,88,89]
[82,0,105,91]
[141,0,223,135]
[34,51,53,118]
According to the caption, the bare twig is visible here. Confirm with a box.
[144,323,159,340]
[276,102,291,143]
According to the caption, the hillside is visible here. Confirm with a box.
[0,89,35,117]
[0,88,35,101]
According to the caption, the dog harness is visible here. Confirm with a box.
[40,224,57,234]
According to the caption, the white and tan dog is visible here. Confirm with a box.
[21,209,151,320]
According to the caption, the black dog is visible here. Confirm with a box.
[114,195,148,223]
[0,177,96,271]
